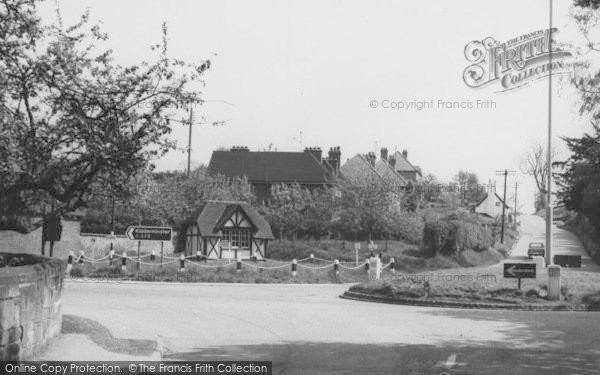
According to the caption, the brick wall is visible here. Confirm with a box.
[0,254,65,360]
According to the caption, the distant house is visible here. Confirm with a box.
[390,149,422,183]
[181,200,274,260]
[340,153,382,184]
[375,148,408,188]
[207,146,341,201]
[340,148,410,188]
[474,186,511,219]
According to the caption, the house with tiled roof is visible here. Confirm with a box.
[339,153,382,184]
[207,146,341,201]
[375,148,408,188]
[180,200,274,259]
[390,149,422,183]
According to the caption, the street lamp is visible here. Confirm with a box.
[545,0,554,267]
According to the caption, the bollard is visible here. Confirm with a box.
[334,259,339,276]
[179,254,185,272]
[150,250,156,261]
[78,250,84,264]
[196,250,202,261]
[66,251,73,276]
[310,253,314,263]
[368,257,381,280]
[548,265,561,300]
[390,257,396,273]
[121,252,127,272]
[236,259,242,273]
[374,257,382,280]
[109,249,115,266]
[292,259,297,277]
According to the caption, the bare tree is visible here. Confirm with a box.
[519,143,559,209]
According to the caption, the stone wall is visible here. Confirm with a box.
[0,254,65,360]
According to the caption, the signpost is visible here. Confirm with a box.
[503,263,536,289]
[126,226,173,274]
[125,226,172,241]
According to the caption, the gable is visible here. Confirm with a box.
[392,151,419,173]
[340,155,382,183]
[193,201,274,240]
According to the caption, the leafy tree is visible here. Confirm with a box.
[81,168,254,234]
[0,0,210,231]
[453,170,486,207]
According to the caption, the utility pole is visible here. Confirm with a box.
[545,0,554,267]
[187,105,193,177]
[514,182,518,222]
[496,170,516,244]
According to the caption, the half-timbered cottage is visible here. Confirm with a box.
[181,200,274,260]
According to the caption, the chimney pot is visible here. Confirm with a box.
[380,147,388,161]
[402,149,408,158]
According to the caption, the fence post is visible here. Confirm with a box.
[292,259,297,277]
[66,251,73,276]
[334,259,339,276]
[390,257,396,273]
[109,249,114,266]
[78,250,84,264]
[150,250,156,261]
[310,253,314,263]
[121,252,127,272]
[179,254,185,272]
[196,250,202,261]
[364,259,370,272]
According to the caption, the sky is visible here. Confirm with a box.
[36,0,595,213]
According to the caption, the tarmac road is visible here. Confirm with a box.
[505,215,600,272]
[46,281,600,374]
[41,215,600,374]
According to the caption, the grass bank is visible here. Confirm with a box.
[349,265,600,310]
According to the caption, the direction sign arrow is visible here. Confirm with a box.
[126,226,172,241]
[503,263,536,279]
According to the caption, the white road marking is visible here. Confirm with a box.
[445,354,457,368]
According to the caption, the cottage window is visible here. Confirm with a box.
[222,229,251,249]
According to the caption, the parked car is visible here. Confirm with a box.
[527,242,545,259]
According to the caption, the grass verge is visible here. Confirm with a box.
[348,265,600,310]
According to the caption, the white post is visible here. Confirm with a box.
[548,265,561,300]
[66,251,73,276]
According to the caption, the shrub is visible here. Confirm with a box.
[422,216,493,257]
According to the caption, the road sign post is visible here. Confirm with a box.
[504,263,536,290]
[126,226,172,241]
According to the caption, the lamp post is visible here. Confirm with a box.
[545,0,554,267]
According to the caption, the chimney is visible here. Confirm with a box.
[304,147,322,162]
[366,152,376,167]
[328,146,341,173]
[380,147,388,162]
[402,149,408,159]
[231,146,249,152]
[388,155,396,169]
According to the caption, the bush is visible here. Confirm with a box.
[422,216,493,257]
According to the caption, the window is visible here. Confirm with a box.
[222,229,251,249]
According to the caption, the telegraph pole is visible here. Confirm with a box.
[514,182,518,221]
[187,105,193,177]
[496,170,516,244]
[545,0,554,267]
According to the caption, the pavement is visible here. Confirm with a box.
[38,215,600,373]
